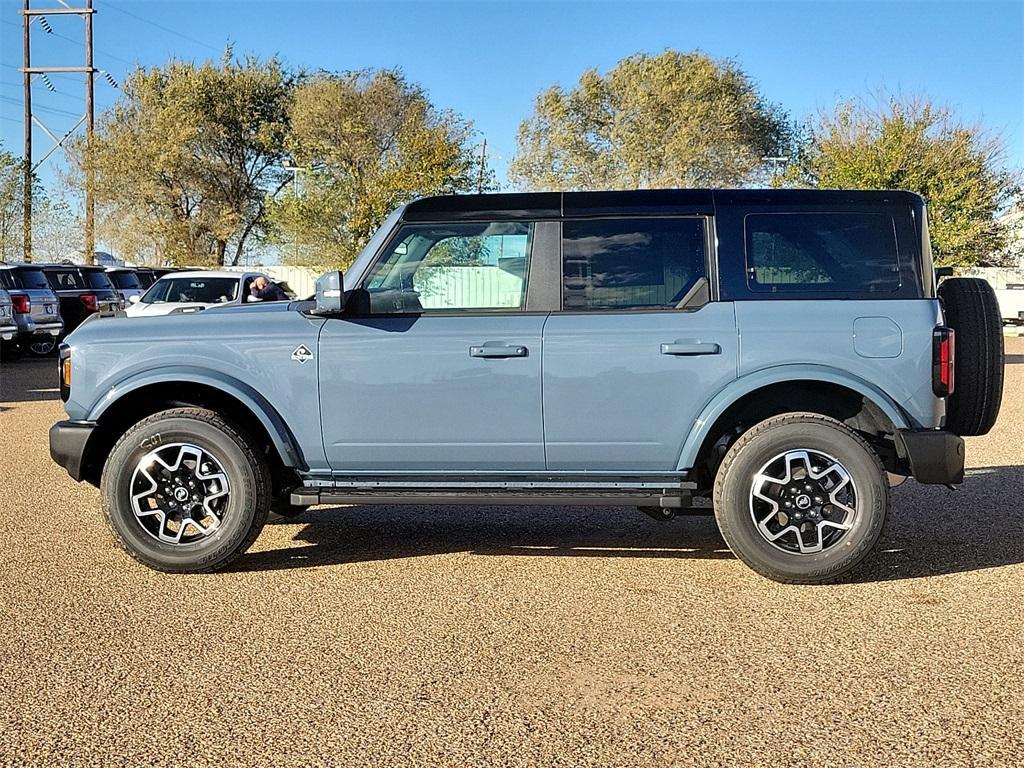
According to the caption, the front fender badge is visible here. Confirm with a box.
[291,344,314,364]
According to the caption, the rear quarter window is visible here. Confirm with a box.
[745,212,901,294]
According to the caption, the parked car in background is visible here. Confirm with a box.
[132,268,158,289]
[995,283,1024,325]
[105,267,145,305]
[0,263,64,356]
[0,287,17,342]
[42,264,121,338]
[124,270,282,317]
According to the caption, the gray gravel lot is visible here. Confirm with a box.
[1,341,1022,767]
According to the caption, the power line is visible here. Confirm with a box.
[104,0,223,54]
[0,94,84,119]
[1,18,134,67]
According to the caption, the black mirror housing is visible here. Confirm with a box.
[313,271,345,315]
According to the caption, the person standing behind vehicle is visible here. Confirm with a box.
[249,276,289,302]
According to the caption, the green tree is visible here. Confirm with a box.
[0,146,28,261]
[786,96,1021,267]
[79,53,293,266]
[266,70,484,269]
[509,50,791,191]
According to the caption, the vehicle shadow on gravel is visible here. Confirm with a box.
[851,464,1024,583]
[237,465,1024,582]
[234,506,734,572]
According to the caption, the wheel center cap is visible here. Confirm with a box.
[795,494,812,510]
[174,487,190,502]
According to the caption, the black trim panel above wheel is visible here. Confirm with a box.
[49,420,95,482]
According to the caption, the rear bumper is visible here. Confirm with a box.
[49,420,95,482]
[16,317,63,337]
[896,429,965,485]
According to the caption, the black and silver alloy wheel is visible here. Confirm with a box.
[101,408,270,573]
[714,413,888,584]
[130,443,231,545]
[750,449,857,555]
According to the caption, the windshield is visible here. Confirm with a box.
[141,277,239,305]
[341,205,406,288]
[109,271,141,289]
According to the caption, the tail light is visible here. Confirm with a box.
[12,294,30,314]
[932,327,955,397]
[79,293,98,312]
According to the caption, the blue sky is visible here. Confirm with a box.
[1,0,1022,194]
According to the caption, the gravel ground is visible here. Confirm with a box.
[1,341,1022,767]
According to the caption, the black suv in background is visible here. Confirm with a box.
[42,264,121,337]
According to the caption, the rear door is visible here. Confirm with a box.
[542,216,738,471]
[318,218,551,472]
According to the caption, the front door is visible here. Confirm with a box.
[319,219,547,472]
[542,216,738,471]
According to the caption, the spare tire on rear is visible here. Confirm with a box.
[938,277,1004,436]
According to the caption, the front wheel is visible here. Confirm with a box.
[713,413,889,584]
[100,408,270,572]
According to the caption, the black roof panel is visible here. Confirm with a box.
[401,188,924,222]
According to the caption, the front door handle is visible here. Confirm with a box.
[660,340,721,356]
[470,343,529,359]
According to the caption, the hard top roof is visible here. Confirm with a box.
[401,188,925,221]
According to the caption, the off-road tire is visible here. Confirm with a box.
[938,277,1004,436]
[713,413,889,584]
[100,407,270,572]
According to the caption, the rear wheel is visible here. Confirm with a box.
[713,413,888,584]
[26,337,57,357]
[938,277,1004,436]
[100,408,270,572]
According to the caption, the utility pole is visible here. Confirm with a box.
[477,139,487,194]
[21,0,97,264]
[22,0,31,262]
[84,0,94,265]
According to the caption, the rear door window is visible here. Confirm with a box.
[745,212,900,293]
[561,217,707,310]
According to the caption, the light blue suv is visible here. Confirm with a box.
[49,189,1004,582]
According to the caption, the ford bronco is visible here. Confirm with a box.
[49,190,1004,583]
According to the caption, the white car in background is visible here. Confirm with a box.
[123,270,282,317]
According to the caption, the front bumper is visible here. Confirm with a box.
[896,429,965,485]
[49,420,96,482]
[1,323,16,341]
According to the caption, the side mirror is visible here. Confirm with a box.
[128,295,140,304]
[313,271,345,315]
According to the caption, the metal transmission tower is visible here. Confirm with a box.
[20,0,96,264]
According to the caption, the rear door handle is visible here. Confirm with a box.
[660,340,721,356]
[470,343,529,359]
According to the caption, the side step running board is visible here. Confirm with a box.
[290,487,692,509]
